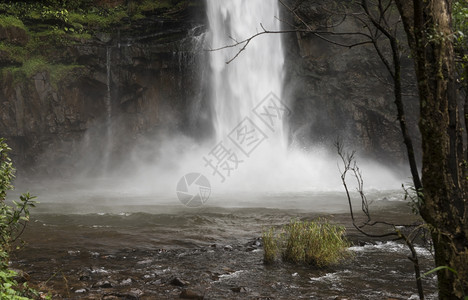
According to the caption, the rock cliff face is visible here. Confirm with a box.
[0,1,209,175]
[0,0,419,176]
[282,1,420,165]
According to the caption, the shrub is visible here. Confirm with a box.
[0,138,40,299]
[262,219,351,267]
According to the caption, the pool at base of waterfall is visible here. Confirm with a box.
[12,192,437,299]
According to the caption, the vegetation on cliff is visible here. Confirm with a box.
[0,0,199,89]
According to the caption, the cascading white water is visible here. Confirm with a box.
[206,1,285,142]
[201,0,402,193]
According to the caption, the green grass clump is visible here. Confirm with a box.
[0,43,27,63]
[68,8,128,29]
[0,15,26,30]
[262,227,281,262]
[4,58,86,89]
[138,0,172,11]
[49,64,86,89]
[18,57,49,77]
[262,219,351,267]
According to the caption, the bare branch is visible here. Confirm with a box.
[207,27,373,64]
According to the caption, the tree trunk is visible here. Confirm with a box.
[394,0,468,298]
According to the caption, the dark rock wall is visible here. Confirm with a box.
[282,1,420,166]
[0,1,209,176]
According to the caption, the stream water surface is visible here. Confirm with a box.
[11,187,437,299]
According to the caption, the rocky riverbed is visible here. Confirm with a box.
[11,192,437,299]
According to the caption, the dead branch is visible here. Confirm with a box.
[336,140,426,299]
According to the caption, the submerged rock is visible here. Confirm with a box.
[93,280,113,288]
[11,269,30,283]
[180,289,204,299]
[170,277,187,287]
[231,286,251,293]
[120,278,132,285]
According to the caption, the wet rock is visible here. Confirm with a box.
[95,32,112,43]
[120,278,132,285]
[180,289,204,299]
[206,271,220,281]
[79,275,91,281]
[223,245,233,251]
[11,269,30,283]
[128,288,144,299]
[0,24,29,45]
[74,288,87,294]
[67,250,80,256]
[170,277,187,287]
[222,267,234,273]
[245,238,262,251]
[90,267,109,274]
[357,240,367,246]
[231,286,251,293]
[147,279,162,285]
[93,280,113,288]
[137,259,153,265]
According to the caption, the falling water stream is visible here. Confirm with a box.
[206,0,285,141]
[102,46,112,172]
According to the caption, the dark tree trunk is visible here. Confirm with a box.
[394,0,468,298]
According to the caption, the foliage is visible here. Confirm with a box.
[0,138,37,262]
[0,15,26,30]
[453,1,468,47]
[453,0,468,85]
[262,219,351,267]
[421,266,468,300]
[0,269,38,300]
[0,139,14,202]
[0,0,195,88]
[0,43,27,64]
[3,57,87,89]
[0,138,40,299]
[402,183,424,215]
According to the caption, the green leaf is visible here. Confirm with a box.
[420,265,458,279]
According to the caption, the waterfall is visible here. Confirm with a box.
[103,46,112,172]
[106,47,112,128]
[206,1,286,143]
[117,1,403,197]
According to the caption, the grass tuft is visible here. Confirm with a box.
[262,219,351,267]
[0,15,26,30]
